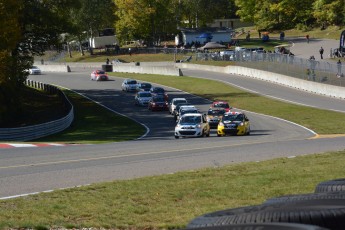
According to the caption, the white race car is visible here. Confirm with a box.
[175,113,210,139]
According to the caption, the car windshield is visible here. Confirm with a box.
[139,93,151,97]
[173,100,187,105]
[153,97,165,102]
[32,66,38,69]
[208,109,225,116]
[180,116,201,124]
[140,83,151,88]
[181,109,198,115]
[222,114,244,122]
[153,88,165,93]
[97,70,105,74]
[176,103,189,110]
[128,80,137,84]
[213,103,229,109]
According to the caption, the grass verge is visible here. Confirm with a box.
[1,151,345,229]
[110,72,345,135]
[35,89,146,143]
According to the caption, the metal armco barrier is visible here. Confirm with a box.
[0,81,74,141]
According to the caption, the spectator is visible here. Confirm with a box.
[306,34,310,43]
[106,58,110,64]
[337,59,342,76]
[280,31,285,41]
[319,47,324,59]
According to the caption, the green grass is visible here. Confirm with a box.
[0,86,68,128]
[1,151,345,229]
[35,89,146,144]
[110,72,345,135]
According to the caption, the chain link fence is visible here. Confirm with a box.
[129,47,345,87]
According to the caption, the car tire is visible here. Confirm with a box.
[175,136,179,139]
[185,223,328,230]
[264,191,345,205]
[315,178,345,193]
[187,199,345,229]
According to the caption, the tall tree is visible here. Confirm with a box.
[0,0,23,123]
[114,0,177,45]
[0,0,79,124]
[235,0,315,31]
[313,0,344,26]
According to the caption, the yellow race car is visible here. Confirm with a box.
[217,111,250,136]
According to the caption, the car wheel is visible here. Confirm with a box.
[315,178,345,193]
[185,223,328,230]
[246,129,250,135]
[264,191,345,205]
[187,199,345,229]
[175,136,179,139]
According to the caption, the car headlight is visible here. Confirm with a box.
[239,122,244,126]
[196,124,201,128]
[218,122,224,127]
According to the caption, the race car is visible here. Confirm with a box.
[211,101,232,112]
[90,69,108,81]
[206,108,226,129]
[217,111,250,136]
[175,113,210,139]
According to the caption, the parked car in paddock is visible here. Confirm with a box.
[206,108,226,129]
[150,87,169,101]
[28,66,41,75]
[134,91,152,106]
[169,98,188,114]
[217,111,250,136]
[175,113,210,139]
[148,96,169,111]
[219,50,235,60]
[90,69,108,81]
[136,82,152,92]
[211,100,232,112]
[121,78,138,92]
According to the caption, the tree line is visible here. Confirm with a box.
[0,0,344,124]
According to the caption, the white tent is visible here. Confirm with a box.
[198,42,226,50]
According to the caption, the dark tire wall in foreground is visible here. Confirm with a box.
[188,179,345,229]
[185,222,328,230]
[315,178,345,193]
[187,199,345,229]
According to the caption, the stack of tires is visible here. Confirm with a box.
[185,178,345,230]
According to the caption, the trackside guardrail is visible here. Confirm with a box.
[0,80,74,141]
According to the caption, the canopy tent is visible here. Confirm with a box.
[198,42,226,50]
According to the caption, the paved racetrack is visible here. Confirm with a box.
[1,68,345,198]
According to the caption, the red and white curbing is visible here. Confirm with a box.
[0,143,71,148]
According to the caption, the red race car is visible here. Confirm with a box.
[148,96,169,111]
[90,70,109,81]
[210,101,232,112]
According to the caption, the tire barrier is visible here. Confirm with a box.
[315,178,345,193]
[184,222,328,230]
[264,191,345,205]
[187,199,345,230]
[0,80,74,141]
